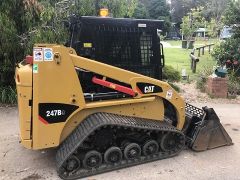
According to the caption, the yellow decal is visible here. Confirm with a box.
[83,43,92,48]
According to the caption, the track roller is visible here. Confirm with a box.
[104,146,122,164]
[142,140,159,156]
[63,155,81,173]
[83,150,102,169]
[160,133,183,152]
[124,143,141,160]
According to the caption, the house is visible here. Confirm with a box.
[194,28,208,38]
[220,26,233,40]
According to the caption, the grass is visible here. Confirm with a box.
[163,47,217,81]
[165,38,219,48]
[0,86,17,104]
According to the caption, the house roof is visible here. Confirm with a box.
[195,28,208,32]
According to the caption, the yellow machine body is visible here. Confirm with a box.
[15,44,232,179]
[15,44,185,150]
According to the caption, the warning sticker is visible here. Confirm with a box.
[33,48,43,61]
[43,48,53,61]
[33,64,38,73]
[166,89,173,99]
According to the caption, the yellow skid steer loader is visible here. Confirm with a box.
[15,17,232,179]
[15,44,232,179]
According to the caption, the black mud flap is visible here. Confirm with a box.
[184,103,233,151]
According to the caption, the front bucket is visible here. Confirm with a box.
[184,104,233,151]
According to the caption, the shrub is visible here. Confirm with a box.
[228,79,240,96]
[162,65,181,82]
[196,66,213,92]
[227,71,240,96]
[212,38,240,69]
[0,86,17,104]
[211,1,240,73]
[196,77,207,92]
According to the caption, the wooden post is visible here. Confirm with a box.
[193,60,197,73]
[190,54,199,73]
[202,47,205,55]
[191,57,193,70]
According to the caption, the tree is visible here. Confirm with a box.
[0,0,42,86]
[170,0,228,24]
[144,0,171,34]
[203,0,228,22]
[224,0,240,26]
[202,0,228,36]
[0,0,138,87]
[147,0,170,20]
[170,0,194,23]
[132,2,149,19]
[211,0,240,74]
[74,0,138,18]
[207,18,221,38]
[133,0,172,33]
[181,7,206,42]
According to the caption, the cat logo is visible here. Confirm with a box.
[144,86,155,93]
[137,83,162,94]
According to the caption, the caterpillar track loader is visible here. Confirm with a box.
[15,16,232,179]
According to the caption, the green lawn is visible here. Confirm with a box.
[165,39,219,48]
[163,47,217,80]
[194,39,219,48]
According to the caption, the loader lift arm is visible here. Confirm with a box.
[69,51,186,129]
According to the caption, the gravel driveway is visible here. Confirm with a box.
[0,103,239,180]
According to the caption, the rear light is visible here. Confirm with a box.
[99,8,109,17]
[26,55,33,65]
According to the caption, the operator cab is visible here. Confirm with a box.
[66,16,165,80]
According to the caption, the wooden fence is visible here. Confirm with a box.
[194,43,215,57]
[189,43,215,73]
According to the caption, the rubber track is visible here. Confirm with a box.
[56,112,185,179]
